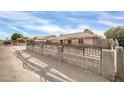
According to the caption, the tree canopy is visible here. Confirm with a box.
[83,29,94,34]
[11,33,23,40]
[104,27,124,47]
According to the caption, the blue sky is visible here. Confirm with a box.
[0,11,124,40]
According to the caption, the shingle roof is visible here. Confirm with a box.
[34,35,56,40]
[47,36,68,40]
[58,32,97,40]
[47,36,58,40]
[31,30,97,41]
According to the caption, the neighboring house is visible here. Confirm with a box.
[11,36,29,45]
[33,35,56,42]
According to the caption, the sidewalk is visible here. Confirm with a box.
[18,50,110,82]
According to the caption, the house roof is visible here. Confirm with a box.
[58,32,97,40]
[47,36,69,40]
[34,35,56,40]
[30,30,97,41]
[46,32,97,41]
[47,36,58,40]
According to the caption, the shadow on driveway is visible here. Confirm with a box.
[17,50,75,82]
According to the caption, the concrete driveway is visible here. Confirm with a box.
[0,45,40,82]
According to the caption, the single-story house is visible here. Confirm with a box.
[33,35,56,42]
[28,29,98,45]
[47,31,98,45]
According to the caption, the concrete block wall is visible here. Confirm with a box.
[101,49,116,81]
[32,46,41,54]
[116,47,124,81]
[27,44,101,75]
[27,45,33,51]
[62,53,101,75]
[27,44,119,81]
[42,45,58,59]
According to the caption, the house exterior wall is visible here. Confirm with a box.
[71,38,95,45]
[83,38,94,45]
[71,39,78,44]
[63,40,68,44]
[50,37,96,45]
[50,40,58,43]
[63,39,79,44]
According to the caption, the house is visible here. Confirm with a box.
[33,35,56,42]
[30,29,98,45]
[47,29,98,45]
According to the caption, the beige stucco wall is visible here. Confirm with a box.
[64,38,94,45]
[64,40,68,44]
[54,38,95,45]
[71,39,78,44]
[83,38,94,45]
[50,40,58,43]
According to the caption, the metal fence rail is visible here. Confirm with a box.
[62,44,102,59]
[27,40,102,59]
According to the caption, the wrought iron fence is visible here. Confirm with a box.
[27,40,102,59]
[62,43,102,59]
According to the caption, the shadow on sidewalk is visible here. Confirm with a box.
[17,50,75,82]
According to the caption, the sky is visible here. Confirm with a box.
[0,11,124,40]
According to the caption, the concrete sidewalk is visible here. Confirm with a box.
[18,50,110,82]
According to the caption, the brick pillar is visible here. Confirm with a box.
[115,46,124,81]
[102,49,116,81]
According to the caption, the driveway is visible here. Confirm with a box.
[0,45,40,82]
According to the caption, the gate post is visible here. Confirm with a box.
[57,45,63,62]
[101,49,116,81]
[40,44,44,55]
[115,46,124,81]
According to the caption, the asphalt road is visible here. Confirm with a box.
[0,45,40,82]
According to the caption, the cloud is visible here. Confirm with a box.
[0,31,11,40]
[0,11,52,38]
[24,24,62,33]
[1,11,124,40]
[67,17,81,23]
[0,12,50,25]
[97,20,120,26]
[24,23,91,36]
[96,12,124,26]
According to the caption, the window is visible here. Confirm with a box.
[68,40,72,44]
[60,40,63,44]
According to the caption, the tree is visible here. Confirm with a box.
[104,27,124,47]
[96,35,104,39]
[11,33,23,40]
[83,29,94,34]
[16,37,24,43]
